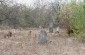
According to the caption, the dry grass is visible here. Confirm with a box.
[0,28,85,55]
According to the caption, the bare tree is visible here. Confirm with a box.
[51,0,61,33]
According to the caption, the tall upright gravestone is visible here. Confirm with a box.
[49,18,53,33]
[56,18,60,33]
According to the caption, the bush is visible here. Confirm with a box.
[70,3,85,39]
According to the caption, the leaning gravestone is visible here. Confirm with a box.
[38,30,47,44]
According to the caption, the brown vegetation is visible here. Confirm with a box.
[4,31,12,38]
[0,29,85,55]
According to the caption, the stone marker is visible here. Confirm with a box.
[49,18,53,33]
[38,30,47,44]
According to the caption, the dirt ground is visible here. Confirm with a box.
[0,29,85,55]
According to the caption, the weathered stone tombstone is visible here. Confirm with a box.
[56,26,60,33]
[55,26,60,37]
[55,17,60,37]
[38,30,47,44]
[39,25,42,29]
[49,18,53,33]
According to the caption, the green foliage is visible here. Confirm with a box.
[67,2,85,40]
[71,4,85,34]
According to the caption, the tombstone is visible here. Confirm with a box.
[38,30,47,44]
[56,26,60,33]
[56,16,60,33]
[39,25,42,29]
[49,18,53,33]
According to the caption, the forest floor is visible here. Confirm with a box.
[0,28,85,55]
